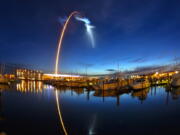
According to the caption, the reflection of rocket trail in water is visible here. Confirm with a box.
[55,90,68,135]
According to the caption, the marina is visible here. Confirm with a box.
[1,81,180,135]
[1,0,180,134]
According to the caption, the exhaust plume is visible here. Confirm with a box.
[75,16,95,48]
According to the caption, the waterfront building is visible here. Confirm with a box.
[16,69,43,81]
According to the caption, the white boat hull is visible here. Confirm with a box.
[130,80,150,90]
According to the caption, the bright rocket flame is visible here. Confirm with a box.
[55,11,79,74]
[75,16,95,48]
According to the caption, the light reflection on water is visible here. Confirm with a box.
[0,81,180,135]
[16,80,43,93]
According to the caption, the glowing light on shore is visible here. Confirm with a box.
[45,73,81,78]
[55,90,68,135]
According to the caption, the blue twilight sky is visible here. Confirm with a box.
[0,0,180,74]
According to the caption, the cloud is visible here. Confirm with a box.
[106,69,116,72]
[128,64,175,75]
[129,57,147,63]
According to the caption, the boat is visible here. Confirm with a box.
[130,79,150,90]
[92,80,118,90]
[92,79,132,91]
[0,75,9,84]
[54,80,89,88]
[171,73,180,87]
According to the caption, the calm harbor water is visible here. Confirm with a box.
[1,81,180,135]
